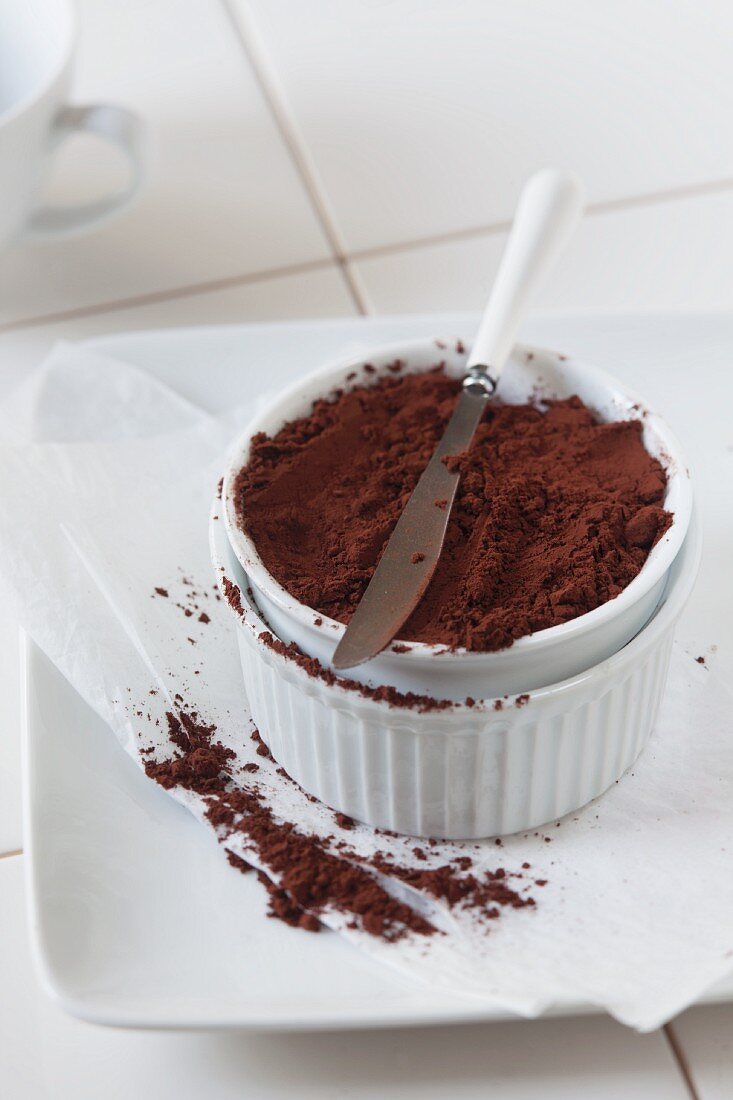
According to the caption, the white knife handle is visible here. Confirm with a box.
[466,168,584,388]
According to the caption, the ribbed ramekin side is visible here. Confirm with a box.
[638,633,675,757]
[478,619,676,836]
[235,608,679,838]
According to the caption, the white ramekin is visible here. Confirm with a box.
[211,501,701,840]
[222,338,692,701]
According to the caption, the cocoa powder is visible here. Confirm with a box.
[144,703,538,938]
[258,628,456,711]
[235,367,671,651]
[144,707,435,940]
[369,852,535,916]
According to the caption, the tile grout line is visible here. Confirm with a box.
[348,175,733,263]
[663,1023,702,1100]
[340,258,375,316]
[4,171,733,334]
[0,257,341,335]
[590,175,733,216]
[220,0,371,316]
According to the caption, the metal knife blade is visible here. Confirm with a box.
[331,383,490,670]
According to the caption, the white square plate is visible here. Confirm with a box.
[22,315,733,1029]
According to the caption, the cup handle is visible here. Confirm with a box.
[23,104,145,241]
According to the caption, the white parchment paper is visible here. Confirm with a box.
[1,343,731,1030]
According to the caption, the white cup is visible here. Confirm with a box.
[0,0,144,247]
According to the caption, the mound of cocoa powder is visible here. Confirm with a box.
[235,366,671,651]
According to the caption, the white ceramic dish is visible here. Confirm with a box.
[23,634,531,1030]
[214,492,701,838]
[222,338,692,701]
[21,318,729,1030]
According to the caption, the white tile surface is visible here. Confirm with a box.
[0,266,355,855]
[0,0,333,327]
[354,188,733,315]
[238,0,733,251]
[0,855,690,1099]
[671,1006,733,1099]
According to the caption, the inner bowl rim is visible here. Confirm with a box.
[221,336,693,666]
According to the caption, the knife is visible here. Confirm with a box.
[332,169,584,671]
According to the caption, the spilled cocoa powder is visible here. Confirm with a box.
[144,707,434,939]
[152,571,219,619]
[221,575,243,616]
[369,852,536,917]
[258,628,455,712]
[143,704,537,938]
[226,850,321,933]
[235,367,671,651]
